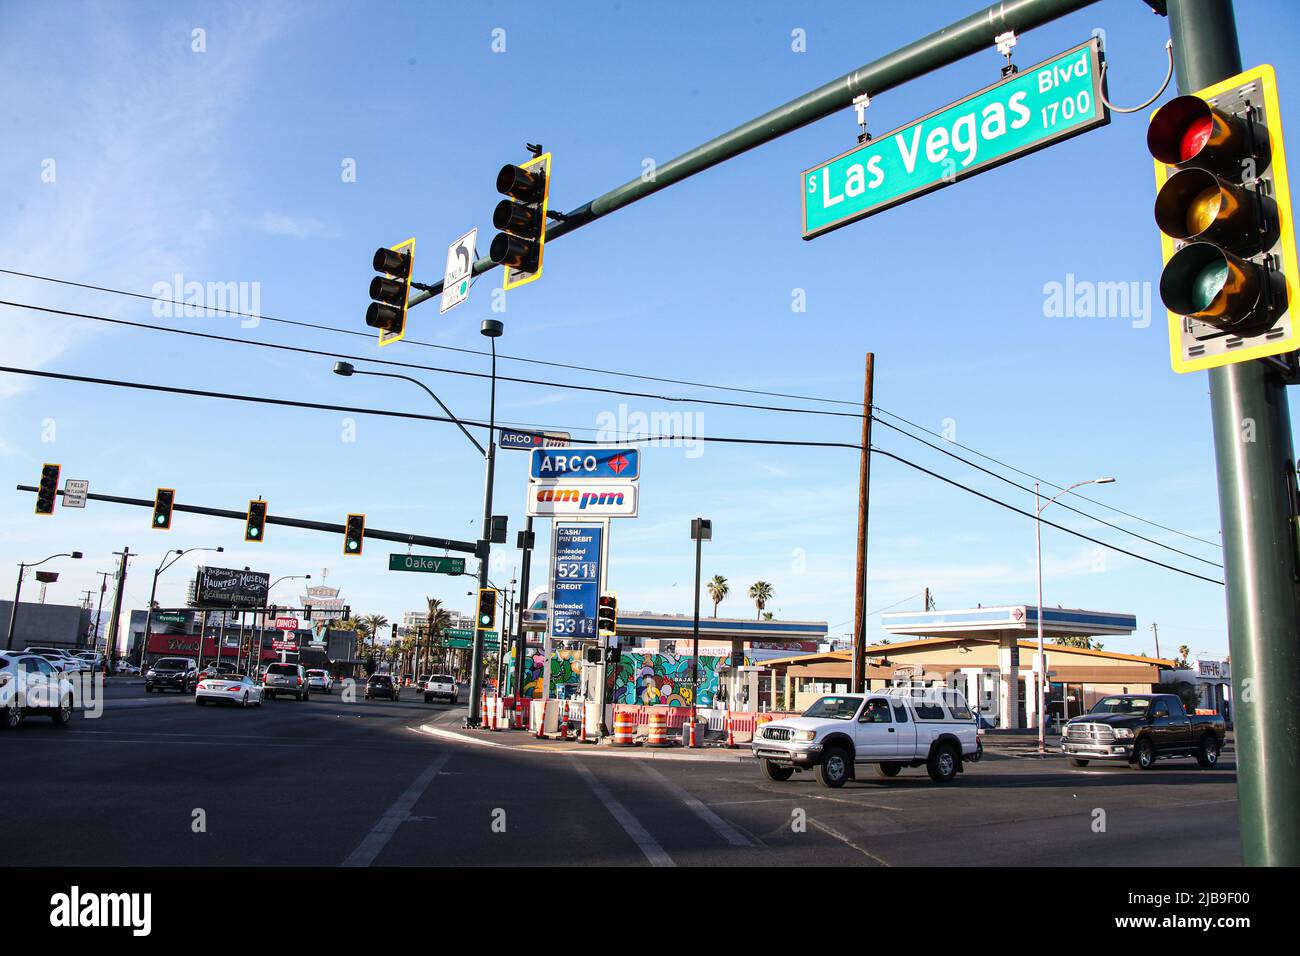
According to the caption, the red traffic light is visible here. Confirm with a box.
[1147,95,1263,177]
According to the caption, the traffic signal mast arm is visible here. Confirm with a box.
[15,484,485,557]
[405,0,1100,309]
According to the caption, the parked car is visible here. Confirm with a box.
[24,647,86,674]
[0,652,75,728]
[305,669,333,694]
[751,687,980,787]
[145,657,199,693]
[1061,694,1226,769]
[114,660,140,675]
[365,673,399,701]
[263,662,309,701]
[423,674,458,704]
[195,672,263,708]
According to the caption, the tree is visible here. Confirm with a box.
[1177,644,1191,667]
[748,581,774,620]
[361,614,390,658]
[425,597,453,671]
[1054,635,1098,650]
[761,611,774,621]
[706,575,729,617]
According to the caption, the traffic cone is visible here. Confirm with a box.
[726,713,736,749]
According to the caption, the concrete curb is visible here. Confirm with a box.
[416,723,755,764]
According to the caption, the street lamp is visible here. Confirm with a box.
[689,519,712,745]
[1035,477,1115,753]
[331,318,503,728]
[138,546,224,673]
[5,551,83,651]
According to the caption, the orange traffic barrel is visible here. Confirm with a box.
[645,710,670,747]
[612,710,637,746]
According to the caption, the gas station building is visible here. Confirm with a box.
[762,605,1179,728]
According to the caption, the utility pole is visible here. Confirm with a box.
[1151,622,1161,661]
[513,520,536,699]
[105,547,131,671]
[467,319,503,726]
[92,571,109,654]
[1169,0,1300,866]
[851,353,874,694]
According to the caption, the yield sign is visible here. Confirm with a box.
[440,227,478,314]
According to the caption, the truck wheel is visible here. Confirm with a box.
[927,743,959,783]
[874,763,902,778]
[1131,737,1156,770]
[1195,735,1220,768]
[760,759,794,782]
[814,746,851,788]
[1067,757,1090,767]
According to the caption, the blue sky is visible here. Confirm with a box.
[3,0,1297,660]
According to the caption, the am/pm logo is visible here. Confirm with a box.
[527,482,639,518]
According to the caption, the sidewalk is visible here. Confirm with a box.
[416,720,1056,763]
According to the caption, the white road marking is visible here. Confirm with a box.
[341,751,453,867]
[570,758,675,867]
[635,761,755,847]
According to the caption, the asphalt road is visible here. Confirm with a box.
[0,681,1241,867]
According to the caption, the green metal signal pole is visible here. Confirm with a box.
[1170,0,1300,866]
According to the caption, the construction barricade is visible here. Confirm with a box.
[612,709,637,746]
[645,710,670,747]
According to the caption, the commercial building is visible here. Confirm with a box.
[0,600,94,652]
[758,605,1194,729]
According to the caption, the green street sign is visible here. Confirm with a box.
[154,611,186,624]
[387,554,466,575]
[444,628,497,643]
[802,39,1108,238]
[445,637,499,650]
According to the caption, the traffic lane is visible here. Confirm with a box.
[640,752,1240,866]
[0,692,452,866]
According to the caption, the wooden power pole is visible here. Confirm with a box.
[851,353,874,693]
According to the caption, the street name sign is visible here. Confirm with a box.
[527,481,639,518]
[802,38,1109,238]
[62,479,88,508]
[529,447,640,481]
[446,636,499,650]
[388,554,467,575]
[444,628,498,643]
[500,429,571,451]
[440,227,477,314]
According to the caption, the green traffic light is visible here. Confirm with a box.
[249,528,259,538]
[1191,259,1229,312]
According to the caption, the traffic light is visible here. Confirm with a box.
[152,488,175,530]
[476,588,498,630]
[244,499,267,542]
[34,463,60,515]
[1150,64,1297,373]
[490,514,508,544]
[490,152,552,290]
[597,592,618,636]
[344,513,365,556]
[366,238,416,347]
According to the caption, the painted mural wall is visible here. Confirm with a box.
[514,650,751,706]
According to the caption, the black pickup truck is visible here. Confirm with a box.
[1061,694,1226,770]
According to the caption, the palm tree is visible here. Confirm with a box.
[706,575,729,618]
[761,611,774,621]
[425,597,453,671]
[362,613,390,648]
[748,581,774,620]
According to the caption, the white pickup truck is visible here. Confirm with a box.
[422,673,459,704]
[751,687,981,787]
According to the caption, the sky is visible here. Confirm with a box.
[3,0,1297,661]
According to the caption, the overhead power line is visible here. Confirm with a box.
[872,416,1223,570]
[1,364,1223,587]
[873,405,1223,551]
[870,446,1224,587]
[0,298,863,421]
[0,269,857,407]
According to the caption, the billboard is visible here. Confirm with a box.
[192,566,270,609]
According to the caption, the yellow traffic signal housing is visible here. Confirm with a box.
[367,237,416,347]
[491,152,551,290]
[1151,64,1297,373]
[344,513,365,556]
[476,588,498,631]
[35,463,60,515]
[152,488,175,530]
[245,499,267,542]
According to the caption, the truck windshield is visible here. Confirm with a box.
[1090,697,1151,715]
[802,696,862,720]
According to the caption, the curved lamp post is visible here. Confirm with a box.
[1035,477,1115,753]
[6,551,83,651]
